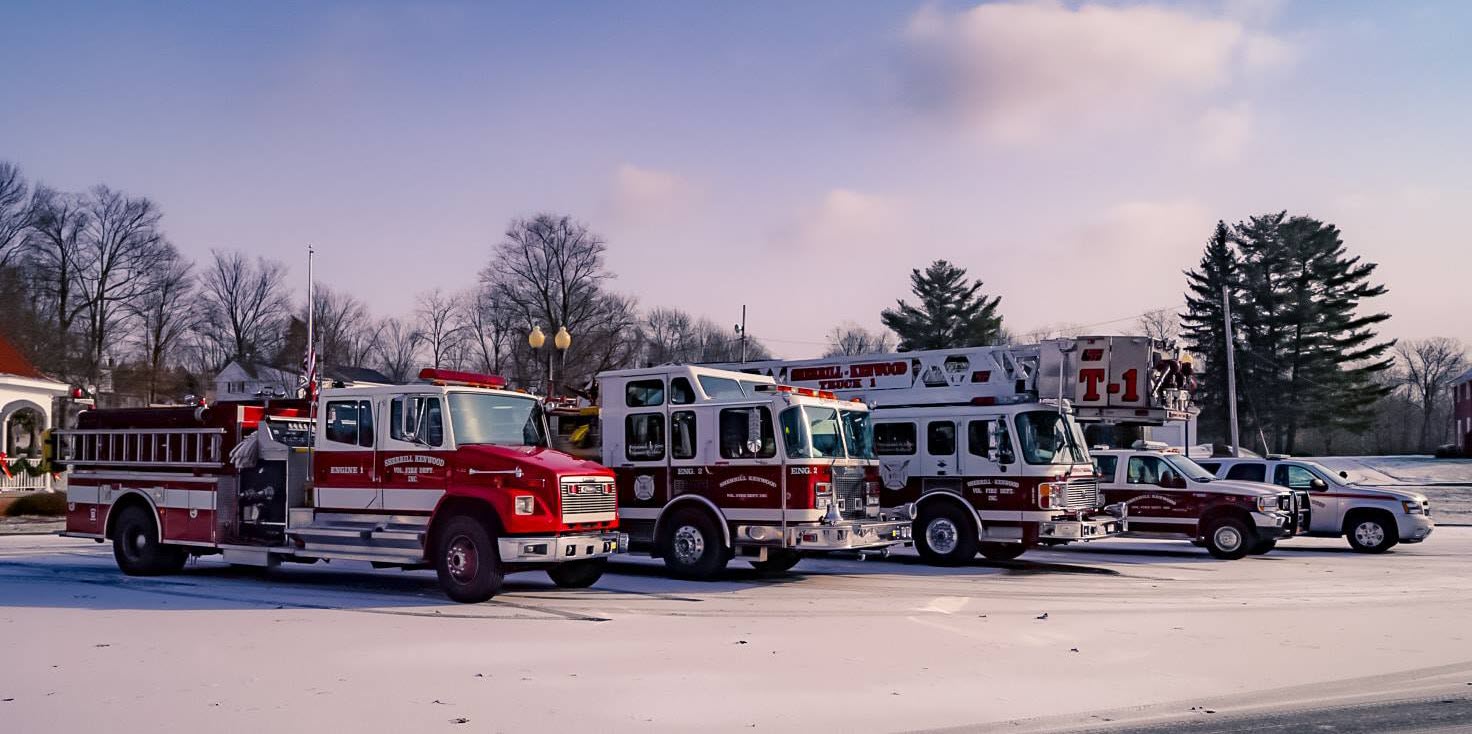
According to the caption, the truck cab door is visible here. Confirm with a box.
[960,417,1012,508]
[313,398,380,511]
[378,394,450,515]
[922,419,961,493]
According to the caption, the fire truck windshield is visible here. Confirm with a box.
[840,409,875,460]
[447,392,548,447]
[1015,410,1089,466]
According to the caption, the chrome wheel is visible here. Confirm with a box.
[1354,521,1386,548]
[926,517,959,556]
[672,525,706,565]
[445,535,479,584]
[1213,525,1243,553]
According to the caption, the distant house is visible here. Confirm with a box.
[0,333,68,490]
[213,361,392,402]
[1455,368,1472,455]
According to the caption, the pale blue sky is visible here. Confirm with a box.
[3,1,1468,357]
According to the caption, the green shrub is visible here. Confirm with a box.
[4,492,67,517]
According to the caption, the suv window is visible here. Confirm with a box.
[1274,464,1318,490]
[1093,455,1118,481]
[1225,463,1266,482]
[1196,461,1221,474]
[927,421,956,456]
[875,422,916,456]
[1126,456,1169,484]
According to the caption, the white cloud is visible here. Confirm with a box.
[607,163,699,226]
[782,188,906,250]
[898,1,1293,144]
[1196,103,1253,163]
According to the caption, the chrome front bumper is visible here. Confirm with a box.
[1038,515,1125,541]
[734,520,911,552]
[498,531,628,563]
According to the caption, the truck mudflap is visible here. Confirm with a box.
[1038,503,1128,541]
[735,520,912,552]
[498,531,628,564]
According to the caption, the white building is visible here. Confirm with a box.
[0,333,68,491]
[213,360,391,401]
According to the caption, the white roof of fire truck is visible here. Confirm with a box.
[598,364,870,410]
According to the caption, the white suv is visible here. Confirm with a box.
[1198,457,1434,553]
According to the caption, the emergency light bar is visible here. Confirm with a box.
[754,383,840,401]
[418,368,508,389]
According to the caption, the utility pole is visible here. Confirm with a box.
[735,305,748,363]
[1222,285,1241,458]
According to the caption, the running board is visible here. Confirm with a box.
[288,520,427,562]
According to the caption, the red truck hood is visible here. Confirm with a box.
[457,443,610,477]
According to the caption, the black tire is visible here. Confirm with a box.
[1202,516,1254,560]
[978,542,1028,561]
[1345,513,1398,553]
[658,508,729,579]
[111,505,187,576]
[913,502,978,566]
[547,558,608,588]
[749,549,802,574]
[434,515,504,603]
[1248,538,1277,555]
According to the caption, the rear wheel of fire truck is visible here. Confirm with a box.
[977,542,1028,562]
[547,558,608,588]
[659,507,728,579]
[914,502,978,566]
[1201,515,1253,560]
[434,516,504,603]
[749,549,802,574]
[1345,511,1398,554]
[112,505,187,576]
[1248,537,1277,555]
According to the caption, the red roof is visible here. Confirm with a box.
[0,331,46,380]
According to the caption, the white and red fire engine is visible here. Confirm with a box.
[552,365,910,578]
[712,339,1194,563]
[56,368,625,602]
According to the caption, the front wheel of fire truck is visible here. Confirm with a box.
[547,558,608,589]
[434,516,505,603]
[111,505,187,576]
[748,549,802,574]
[977,542,1029,561]
[1202,515,1254,560]
[914,502,978,566]
[659,507,729,580]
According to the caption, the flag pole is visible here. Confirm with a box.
[306,245,316,407]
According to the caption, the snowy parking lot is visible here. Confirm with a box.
[3,529,1471,733]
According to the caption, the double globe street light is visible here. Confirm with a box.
[528,325,572,396]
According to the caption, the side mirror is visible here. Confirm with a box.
[745,408,762,455]
[1310,478,1327,491]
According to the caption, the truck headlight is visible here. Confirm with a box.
[1256,496,1281,512]
[1037,482,1062,509]
[815,482,833,509]
[515,495,535,515]
[1402,501,1424,515]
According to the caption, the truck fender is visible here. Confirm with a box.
[1198,503,1255,538]
[911,491,982,533]
[104,489,163,542]
[426,496,505,556]
[652,495,732,553]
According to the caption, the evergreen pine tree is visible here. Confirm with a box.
[1180,221,1238,444]
[881,260,1003,351]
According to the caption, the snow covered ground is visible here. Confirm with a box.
[2,531,1470,733]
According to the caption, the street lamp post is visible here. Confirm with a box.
[527,325,572,396]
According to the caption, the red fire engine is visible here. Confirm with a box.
[712,339,1191,563]
[552,365,911,578]
[56,368,625,602]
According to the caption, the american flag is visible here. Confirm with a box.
[300,338,317,403]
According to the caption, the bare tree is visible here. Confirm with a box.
[642,306,696,364]
[24,185,90,377]
[1136,308,1180,342]
[823,323,895,357]
[127,246,197,403]
[308,285,377,367]
[199,250,290,364]
[0,161,33,270]
[414,288,465,369]
[74,186,171,382]
[1396,337,1468,451]
[373,317,421,382]
[460,286,518,375]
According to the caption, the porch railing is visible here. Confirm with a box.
[0,458,52,492]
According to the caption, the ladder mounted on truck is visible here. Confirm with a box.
[53,428,227,470]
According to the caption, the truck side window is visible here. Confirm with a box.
[1127,456,1165,484]
[699,375,746,400]
[719,407,776,459]
[1274,464,1317,490]
[1196,461,1221,474]
[1093,455,1118,480]
[1225,463,1266,482]
[874,422,916,456]
[626,379,665,407]
[390,396,443,447]
[625,413,665,461]
[927,421,955,456]
[355,400,374,448]
[780,407,805,459]
[670,377,695,405]
[670,411,696,460]
[324,401,359,446]
[966,420,991,456]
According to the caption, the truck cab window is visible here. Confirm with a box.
[1093,455,1118,480]
[671,411,696,460]
[1274,464,1317,490]
[1127,456,1167,484]
[626,379,665,407]
[874,422,916,456]
[625,413,665,461]
[719,407,775,459]
[324,401,360,446]
[699,375,745,400]
[967,420,991,456]
[390,395,444,447]
[927,421,955,456]
[670,377,695,405]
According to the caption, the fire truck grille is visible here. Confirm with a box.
[1062,476,1099,510]
[831,466,868,520]
[560,478,617,522]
